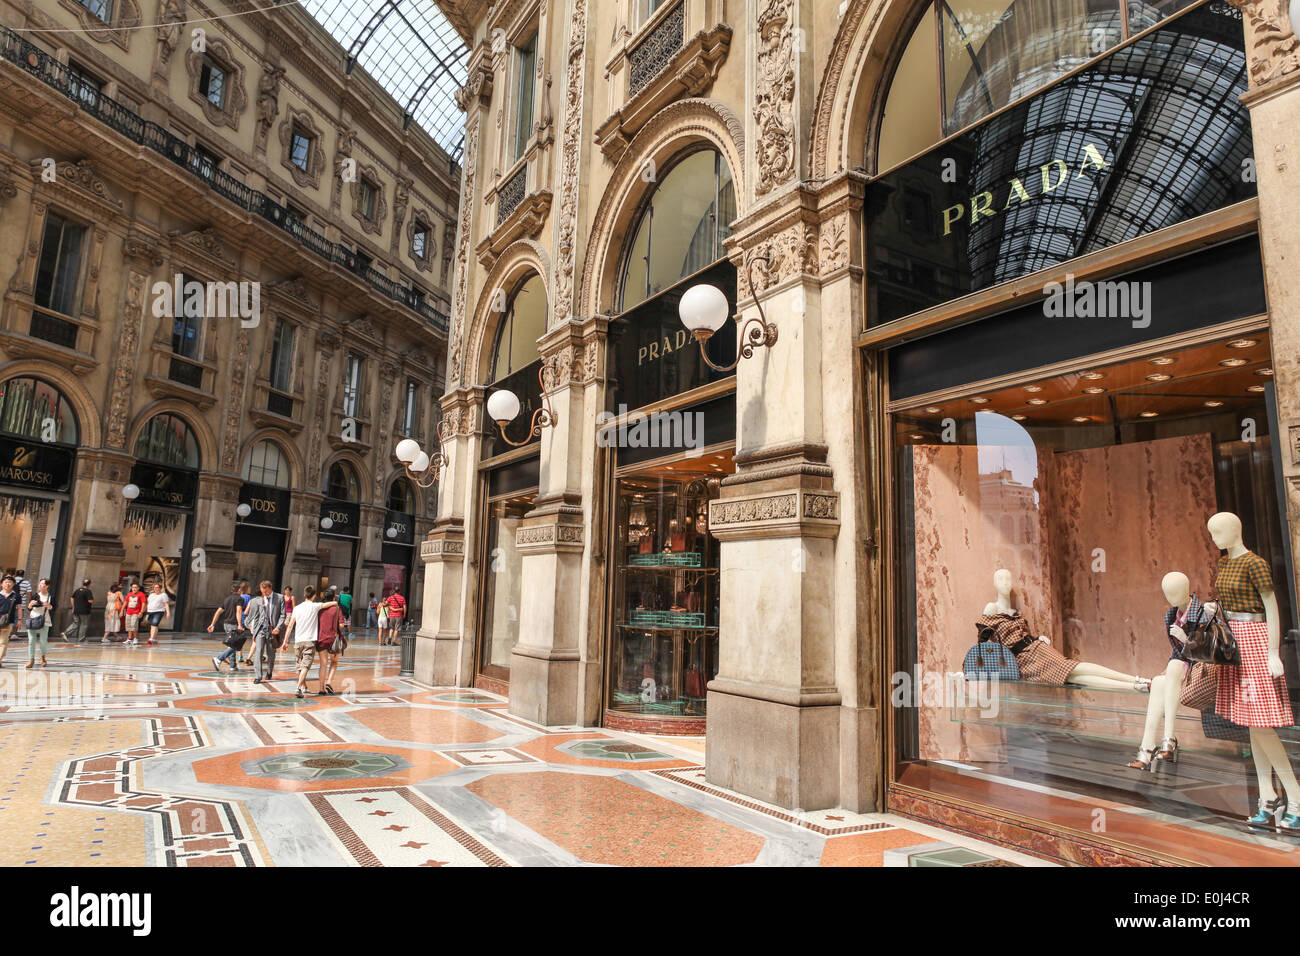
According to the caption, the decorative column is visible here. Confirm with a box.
[1228,0,1300,607]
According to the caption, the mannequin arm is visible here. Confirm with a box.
[1262,588,1283,674]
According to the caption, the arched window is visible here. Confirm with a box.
[489,272,547,384]
[876,0,1198,172]
[619,148,735,311]
[242,439,290,489]
[324,460,359,501]
[0,377,79,444]
[387,477,413,513]
[134,413,200,469]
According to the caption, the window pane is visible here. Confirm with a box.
[326,461,359,500]
[879,5,941,172]
[34,214,85,316]
[270,321,294,392]
[412,227,427,259]
[480,495,533,670]
[171,274,203,360]
[491,273,547,382]
[514,32,537,162]
[343,356,361,416]
[291,130,311,170]
[0,377,78,444]
[135,413,199,468]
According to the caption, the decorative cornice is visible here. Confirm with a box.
[32,159,123,213]
[709,488,840,541]
[455,64,495,112]
[1229,0,1300,86]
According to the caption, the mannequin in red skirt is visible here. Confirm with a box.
[1204,511,1299,831]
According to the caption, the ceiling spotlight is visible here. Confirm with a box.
[1219,358,1247,368]
[1083,387,1105,394]
[1149,357,1176,366]
[1024,385,1043,393]
[1204,400,1224,408]
[1072,416,1091,423]
[1226,338,1258,349]
[1027,398,1047,406]
[924,406,943,414]
[1011,414,1028,421]
[1247,385,1267,393]
[910,433,925,440]
[1256,368,1274,377]
[1145,373,1171,382]
[1080,372,1105,381]
[970,396,990,404]
[1139,411,1159,418]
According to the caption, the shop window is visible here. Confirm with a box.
[619,149,735,312]
[325,460,359,501]
[33,212,86,319]
[609,450,731,721]
[134,413,200,469]
[289,124,312,172]
[489,273,546,384]
[342,354,362,418]
[242,439,289,489]
[512,29,537,164]
[892,331,1295,859]
[199,56,227,109]
[0,376,79,445]
[478,493,533,678]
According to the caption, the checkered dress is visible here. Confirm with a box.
[975,612,1077,686]
[1215,619,1293,726]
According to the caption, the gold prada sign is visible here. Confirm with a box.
[941,144,1112,237]
[638,329,690,366]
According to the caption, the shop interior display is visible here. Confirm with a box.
[611,452,730,718]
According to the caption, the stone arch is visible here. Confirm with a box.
[0,359,102,448]
[382,468,425,516]
[462,238,551,389]
[320,450,372,504]
[578,97,746,321]
[127,401,217,472]
[811,0,925,180]
[237,429,304,490]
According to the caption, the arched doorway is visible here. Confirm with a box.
[0,376,79,595]
[235,438,293,588]
[317,459,361,596]
[381,476,417,613]
[122,412,201,629]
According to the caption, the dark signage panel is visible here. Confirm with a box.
[384,508,414,545]
[0,436,73,493]
[865,1,1254,326]
[129,461,198,510]
[319,498,360,538]
[238,483,291,529]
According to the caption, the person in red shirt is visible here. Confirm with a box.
[381,590,406,646]
[122,583,146,645]
[315,589,345,695]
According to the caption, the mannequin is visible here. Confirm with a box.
[1126,572,1220,771]
[1203,511,1299,831]
[976,569,1149,690]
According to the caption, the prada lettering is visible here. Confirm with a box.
[638,329,690,366]
[941,144,1112,237]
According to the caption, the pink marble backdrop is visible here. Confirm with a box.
[1048,433,1221,680]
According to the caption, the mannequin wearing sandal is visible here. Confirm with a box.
[1126,572,1220,772]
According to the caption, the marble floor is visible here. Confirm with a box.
[0,631,1043,867]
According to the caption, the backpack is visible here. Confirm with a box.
[962,632,1021,680]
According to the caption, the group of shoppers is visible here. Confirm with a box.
[366,590,407,644]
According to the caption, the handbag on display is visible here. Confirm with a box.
[685,667,705,698]
[1182,609,1241,666]
[962,628,1021,680]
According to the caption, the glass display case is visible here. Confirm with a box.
[610,470,723,718]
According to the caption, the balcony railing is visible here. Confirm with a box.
[0,26,449,335]
[29,310,78,349]
[167,354,205,389]
[628,0,684,97]
[496,165,527,227]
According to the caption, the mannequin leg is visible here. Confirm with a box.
[1250,728,1299,802]
[1161,660,1186,740]
[1138,675,1166,752]
[1068,662,1142,691]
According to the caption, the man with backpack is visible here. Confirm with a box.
[207,583,246,673]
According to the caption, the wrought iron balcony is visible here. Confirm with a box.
[0,25,449,335]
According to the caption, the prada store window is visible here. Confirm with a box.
[892,333,1300,860]
[609,450,731,719]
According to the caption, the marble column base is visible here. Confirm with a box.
[508,644,580,726]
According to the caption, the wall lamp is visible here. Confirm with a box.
[394,417,455,489]
[677,254,778,373]
[485,358,560,448]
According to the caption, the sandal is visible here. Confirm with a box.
[1133,677,1152,693]
[1153,737,1179,767]
[1127,747,1156,771]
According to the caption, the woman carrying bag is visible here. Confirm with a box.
[26,578,54,669]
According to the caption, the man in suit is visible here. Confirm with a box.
[244,579,287,685]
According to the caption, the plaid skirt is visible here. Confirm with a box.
[1178,660,1219,711]
[1215,619,1294,727]
[1017,640,1078,686]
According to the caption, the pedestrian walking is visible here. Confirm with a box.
[237,581,253,663]
[376,596,388,643]
[144,582,170,644]
[338,587,353,634]
[62,578,94,643]
[101,584,123,642]
[316,589,346,695]
[14,570,31,607]
[25,578,54,669]
[281,586,339,699]
[381,590,406,645]
[0,575,18,667]
[244,580,286,685]
[282,585,295,618]
[207,583,246,673]
[366,592,378,631]
[122,583,145,644]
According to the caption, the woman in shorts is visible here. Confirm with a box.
[144,582,170,645]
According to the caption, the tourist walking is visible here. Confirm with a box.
[338,587,353,635]
[237,581,253,663]
[366,592,378,631]
[316,589,346,695]
[376,595,388,643]
[381,590,406,645]
[14,570,31,606]
[62,578,94,643]
[25,578,54,669]
[207,583,246,673]
[282,585,295,618]
[101,584,123,642]
[282,586,339,699]
[122,583,145,645]
[0,575,17,667]
[144,582,170,645]
[244,580,286,685]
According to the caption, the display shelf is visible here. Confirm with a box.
[616,623,718,632]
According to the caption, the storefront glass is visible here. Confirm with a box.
[382,478,416,608]
[235,439,291,587]
[479,492,533,678]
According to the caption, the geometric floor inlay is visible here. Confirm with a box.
[561,740,673,762]
[244,750,410,782]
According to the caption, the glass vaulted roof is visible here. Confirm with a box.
[298,0,469,161]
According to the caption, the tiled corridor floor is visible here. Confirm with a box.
[0,633,1043,867]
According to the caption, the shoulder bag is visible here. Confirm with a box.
[1182,608,1241,666]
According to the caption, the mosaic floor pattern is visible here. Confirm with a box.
[0,633,1043,867]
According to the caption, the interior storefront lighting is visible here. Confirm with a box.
[924,406,943,413]
[1027,398,1047,405]
[1226,338,1259,348]
[1149,357,1176,365]
[1083,386,1106,394]
[394,418,455,489]
[1011,414,1027,421]
[1024,385,1043,392]
[486,357,562,448]
[1247,385,1266,393]
[1146,373,1172,382]
[1257,368,1274,376]
[1220,358,1247,367]
[1140,411,1159,418]
[1080,372,1105,380]
[1204,400,1224,408]
[1072,416,1091,423]
[677,255,778,372]
[970,396,990,404]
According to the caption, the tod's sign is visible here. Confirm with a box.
[238,483,290,529]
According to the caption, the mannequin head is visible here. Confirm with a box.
[1207,512,1244,551]
[1161,571,1191,608]
[993,569,1013,598]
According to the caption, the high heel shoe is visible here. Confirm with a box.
[1278,802,1300,834]
[1133,677,1152,693]
[1127,747,1156,771]
[1247,795,1286,829]
[1153,737,1179,767]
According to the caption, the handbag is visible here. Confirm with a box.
[222,630,248,650]
[26,608,47,630]
[1182,609,1241,666]
[962,626,1020,680]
